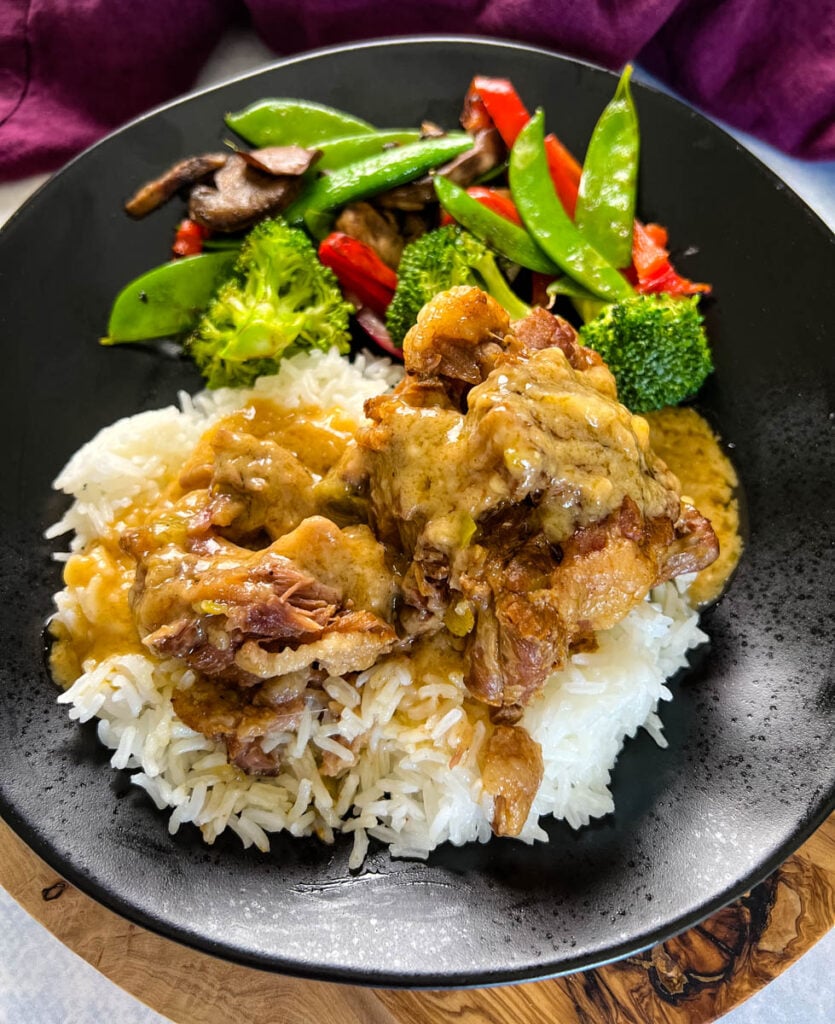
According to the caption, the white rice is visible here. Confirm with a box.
[49,347,707,867]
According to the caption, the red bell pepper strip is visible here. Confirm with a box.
[467,77,530,146]
[631,221,710,295]
[641,222,668,249]
[543,138,581,218]
[440,186,523,227]
[317,232,397,318]
[172,218,209,257]
[465,76,582,215]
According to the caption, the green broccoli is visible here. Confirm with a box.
[385,225,530,347]
[579,293,713,413]
[187,217,353,388]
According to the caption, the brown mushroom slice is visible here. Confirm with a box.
[239,145,321,177]
[334,202,409,269]
[441,127,506,187]
[420,120,447,138]
[188,153,306,233]
[124,153,228,218]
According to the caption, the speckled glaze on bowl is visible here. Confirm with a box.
[0,37,832,987]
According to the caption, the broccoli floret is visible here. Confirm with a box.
[385,225,530,347]
[579,293,713,412]
[187,217,353,388]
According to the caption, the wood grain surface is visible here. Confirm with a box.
[1,814,833,1024]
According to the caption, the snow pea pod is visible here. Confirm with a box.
[510,110,633,303]
[284,135,474,228]
[225,99,375,148]
[574,66,639,268]
[316,130,425,170]
[545,277,607,323]
[434,176,558,274]
[103,251,236,343]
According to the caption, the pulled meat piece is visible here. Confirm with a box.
[353,287,719,711]
[181,424,317,543]
[125,518,397,685]
[123,398,400,700]
[481,724,544,837]
[172,674,327,776]
[402,285,511,388]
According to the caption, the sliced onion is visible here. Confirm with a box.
[346,292,403,360]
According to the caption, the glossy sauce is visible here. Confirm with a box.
[50,537,142,685]
[645,406,742,604]
[51,399,361,686]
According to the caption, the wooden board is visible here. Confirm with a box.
[1,814,833,1024]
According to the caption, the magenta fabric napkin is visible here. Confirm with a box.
[1,0,834,181]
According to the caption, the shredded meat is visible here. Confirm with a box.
[172,675,327,776]
[353,286,719,710]
[117,286,719,807]
[122,405,400,763]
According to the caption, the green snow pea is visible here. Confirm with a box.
[316,130,426,170]
[509,109,633,303]
[574,65,639,269]
[434,176,558,274]
[545,277,607,324]
[284,134,474,228]
[225,99,375,148]
[102,251,236,343]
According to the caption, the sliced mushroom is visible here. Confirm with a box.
[238,145,321,177]
[440,127,506,188]
[124,153,228,218]
[188,153,307,233]
[420,120,447,138]
[335,202,409,269]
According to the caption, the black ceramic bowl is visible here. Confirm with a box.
[0,37,832,987]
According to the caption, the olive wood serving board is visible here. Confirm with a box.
[1,814,832,1024]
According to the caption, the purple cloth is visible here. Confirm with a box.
[1,0,834,181]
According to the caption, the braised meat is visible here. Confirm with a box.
[121,402,399,774]
[481,724,545,837]
[353,287,718,712]
[115,288,719,821]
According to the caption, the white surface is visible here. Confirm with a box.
[1,26,833,1024]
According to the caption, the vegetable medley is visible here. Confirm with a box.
[104,69,714,413]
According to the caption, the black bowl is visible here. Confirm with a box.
[0,36,832,987]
